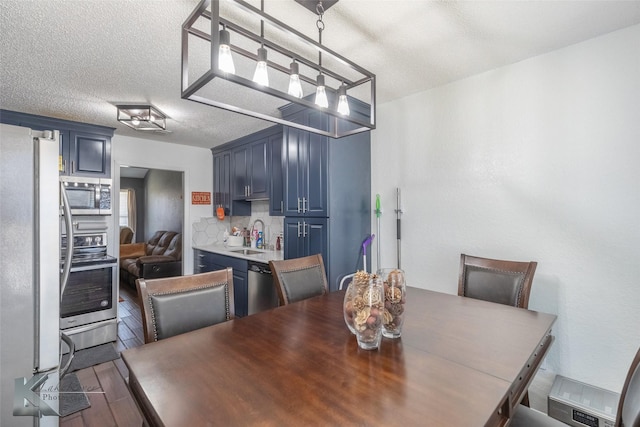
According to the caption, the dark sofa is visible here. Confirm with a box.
[120,231,182,288]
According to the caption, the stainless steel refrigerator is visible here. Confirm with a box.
[1,124,63,426]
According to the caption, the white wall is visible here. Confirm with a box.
[112,135,213,276]
[371,24,640,392]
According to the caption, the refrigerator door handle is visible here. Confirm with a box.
[60,181,74,297]
[59,332,75,379]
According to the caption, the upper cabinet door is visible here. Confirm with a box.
[0,110,114,178]
[248,138,269,199]
[282,109,328,217]
[213,151,231,215]
[231,136,271,200]
[304,111,328,217]
[231,146,249,200]
[68,131,111,177]
[283,126,305,216]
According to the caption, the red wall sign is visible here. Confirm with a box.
[191,192,211,205]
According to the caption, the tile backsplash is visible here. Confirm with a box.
[192,200,283,248]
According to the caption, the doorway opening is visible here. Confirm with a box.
[119,166,184,245]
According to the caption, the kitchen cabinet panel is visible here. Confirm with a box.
[231,131,271,200]
[283,217,328,274]
[193,249,248,317]
[231,145,250,200]
[249,139,269,198]
[282,112,328,217]
[269,133,285,216]
[213,151,231,216]
[69,131,111,177]
[213,126,281,216]
[0,109,113,178]
[279,103,371,291]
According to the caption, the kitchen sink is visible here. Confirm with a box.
[228,248,263,255]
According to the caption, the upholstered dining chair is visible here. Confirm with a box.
[510,347,640,427]
[458,253,538,309]
[269,254,329,306]
[136,268,235,343]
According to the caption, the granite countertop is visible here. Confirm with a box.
[193,243,284,264]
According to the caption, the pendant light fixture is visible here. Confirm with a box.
[315,74,329,108]
[253,46,269,86]
[314,2,328,108]
[218,26,235,74]
[287,61,303,98]
[252,1,269,86]
[336,83,350,115]
[181,0,376,138]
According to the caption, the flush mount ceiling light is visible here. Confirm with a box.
[116,105,167,131]
[181,0,375,138]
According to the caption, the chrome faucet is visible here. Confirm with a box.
[250,219,265,248]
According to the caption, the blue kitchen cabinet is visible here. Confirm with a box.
[212,125,281,216]
[231,128,273,201]
[213,151,234,216]
[67,131,111,177]
[283,217,328,271]
[279,103,372,291]
[193,249,249,317]
[0,109,113,178]
[282,109,328,217]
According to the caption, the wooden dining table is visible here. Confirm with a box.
[122,287,556,427]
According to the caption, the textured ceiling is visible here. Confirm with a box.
[1,0,639,149]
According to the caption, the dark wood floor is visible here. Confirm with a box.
[60,284,144,427]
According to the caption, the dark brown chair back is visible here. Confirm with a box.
[458,254,537,309]
[136,268,234,343]
[269,254,328,306]
[616,347,640,427]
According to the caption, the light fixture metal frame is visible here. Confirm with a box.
[116,104,167,131]
[181,0,376,138]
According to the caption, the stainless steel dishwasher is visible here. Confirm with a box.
[247,261,279,315]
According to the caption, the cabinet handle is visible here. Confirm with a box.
[297,198,301,213]
[302,222,308,237]
[297,221,302,238]
[247,185,250,197]
[71,160,75,174]
[280,200,283,212]
[303,197,307,213]
[62,159,66,174]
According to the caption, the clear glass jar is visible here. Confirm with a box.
[353,275,384,350]
[343,271,371,334]
[377,268,406,339]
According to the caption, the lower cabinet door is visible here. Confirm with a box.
[193,250,248,317]
[233,271,248,317]
[283,217,328,275]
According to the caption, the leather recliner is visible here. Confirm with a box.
[120,231,182,288]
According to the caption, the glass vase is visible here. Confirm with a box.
[378,268,406,339]
[353,275,384,350]
[343,271,371,334]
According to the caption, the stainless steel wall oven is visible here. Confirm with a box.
[60,226,118,350]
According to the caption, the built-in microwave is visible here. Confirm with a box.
[60,176,112,215]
